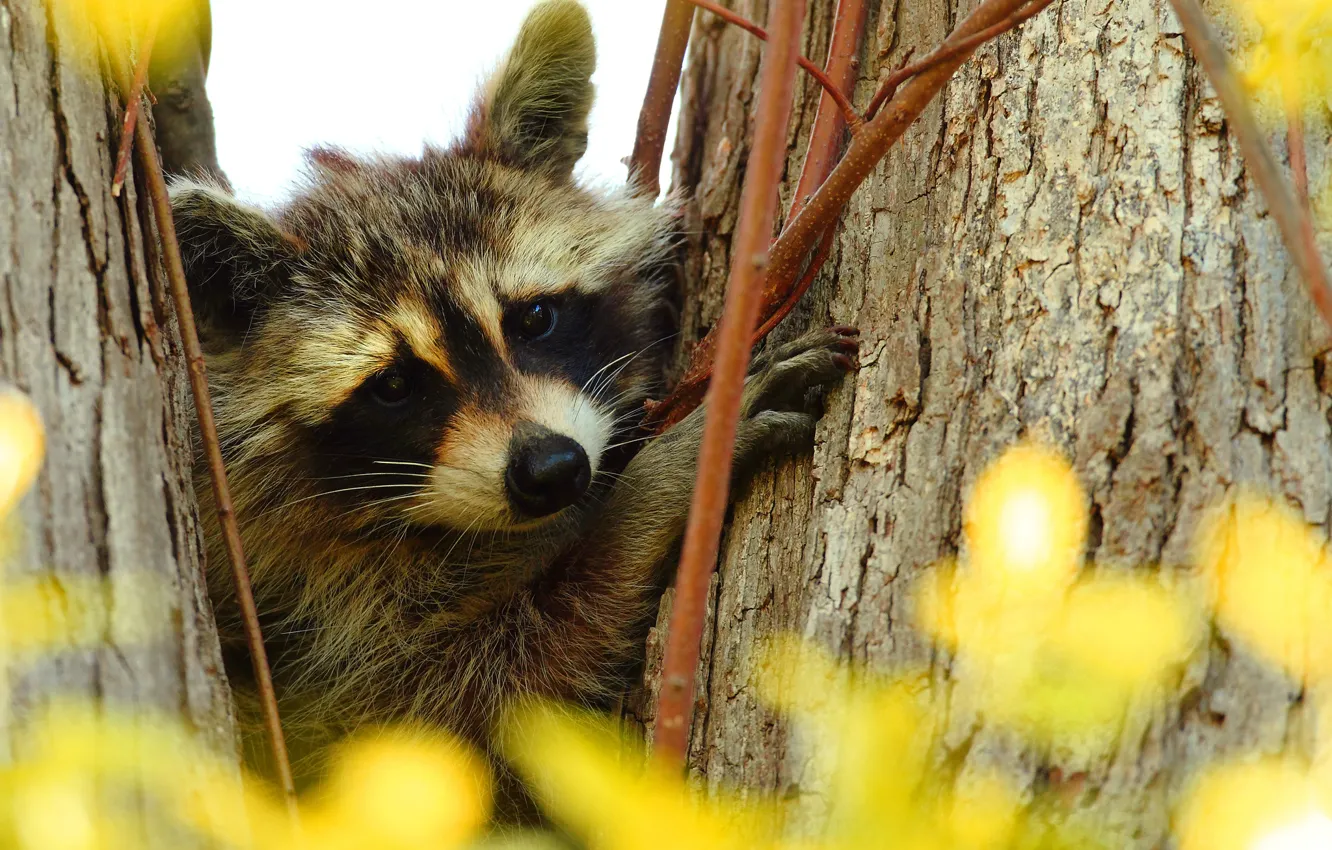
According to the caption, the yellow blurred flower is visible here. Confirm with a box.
[505,642,1104,850]
[0,388,44,521]
[1194,491,1332,684]
[964,442,1086,595]
[757,641,1027,850]
[503,703,779,850]
[917,443,1199,742]
[1230,0,1332,109]
[1178,758,1332,850]
[298,728,492,850]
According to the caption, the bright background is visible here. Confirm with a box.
[208,0,675,205]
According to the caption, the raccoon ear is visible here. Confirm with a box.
[462,0,596,179]
[169,180,298,338]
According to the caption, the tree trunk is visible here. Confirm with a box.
[636,0,1332,845]
[0,0,235,835]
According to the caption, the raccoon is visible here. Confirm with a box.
[171,0,856,803]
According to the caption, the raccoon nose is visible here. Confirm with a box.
[505,431,591,517]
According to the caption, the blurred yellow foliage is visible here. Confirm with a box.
[503,651,1092,850]
[915,442,1200,742]
[0,389,43,520]
[1230,0,1332,109]
[1,374,1331,850]
[297,730,491,850]
[1195,491,1332,684]
[503,704,780,850]
[0,705,492,850]
[53,0,196,68]
[1178,757,1332,850]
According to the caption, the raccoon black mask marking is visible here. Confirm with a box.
[172,0,857,814]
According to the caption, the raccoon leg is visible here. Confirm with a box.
[586,325,859,572]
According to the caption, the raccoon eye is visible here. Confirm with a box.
[516,300,557,340]
[370,366,411,407]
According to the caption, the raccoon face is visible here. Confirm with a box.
[172,0,676,535]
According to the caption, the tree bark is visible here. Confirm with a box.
[636,0,1332,844]
[0,0,235,833]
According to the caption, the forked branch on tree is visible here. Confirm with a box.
[643,0,1055,431]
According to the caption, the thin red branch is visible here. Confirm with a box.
[1288,98,1310,208]
[111,18,159,197]
[646,0,866,423]
[652,0,807,767]
[752,224,836,341]
[763,0,867,318]
[865,0,1055,119]
[647,0,1047,431]
[1166,0,1332,330]
[629,0,695,195]
[684,0,861,130]
[113,60,300,815]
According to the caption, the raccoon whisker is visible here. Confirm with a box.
[439,513,487,570]
[588,350,650,408]
[579,348,641,397]
[603,435,656,451]
[300,471,431,482]
[593,469,644,496]
[371,460,436,469]
[606,405,649,425]
[254,483,424,519]
[584,332,676,412]
[357,493,426,511]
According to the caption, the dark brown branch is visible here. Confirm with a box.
[652,0,807,768]
[647,0,1048,430]
[864,0,1055,119]
[629,0,695,195]
[113,63,299,814]
[1166,0,1332,330]
[684,0,862,130]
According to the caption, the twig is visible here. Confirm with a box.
[762,0,868,320]
[645,0,866,424]
[114,64,300,815]
[629,0,694,195]
[753,224,836,341]
[647,0,1047,430]
[785,0,868,224]
[652,0,808,767]
[1287,92,1310,207]
[111,18,159,197]
[1166,0,1332,329]
[864,0,1055,119]
[684,0,861,130]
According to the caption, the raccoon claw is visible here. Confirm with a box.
[742,326,859,417]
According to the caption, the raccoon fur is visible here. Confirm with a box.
[171,0,857,809]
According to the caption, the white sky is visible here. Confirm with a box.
[208,0,676,206]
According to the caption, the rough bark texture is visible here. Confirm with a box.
[0,0,235,828]
[635,0,1332,844]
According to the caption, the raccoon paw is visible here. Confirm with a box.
[741,325,859,418]
[728,327,858,477]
